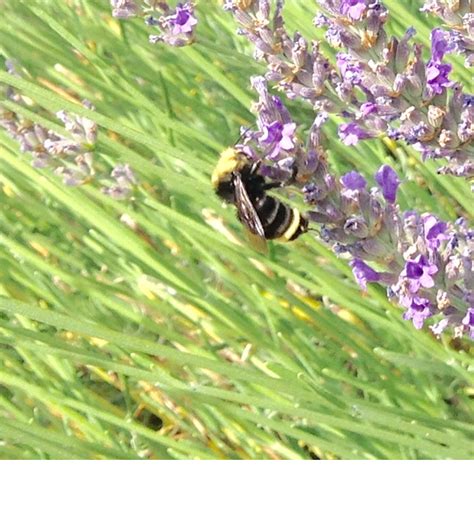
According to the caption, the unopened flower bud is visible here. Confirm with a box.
[438,129,457,148]
[427,105,446,128]
[344,216,370,239]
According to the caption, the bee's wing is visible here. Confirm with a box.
[245,230,269,254]
[233,172,268,253]
[233,172,265,238]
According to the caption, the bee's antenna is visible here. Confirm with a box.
[234,125,256,146]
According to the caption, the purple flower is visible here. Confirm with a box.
[102,164,137,200]
[430,28,452,62]
[259,120,296,159]
[338,122,371,145]
[337,53,363,84]
[426,61,452,95]
[405,255,438,291]
[341,171,366,190]
[167,3,197,35]
[351,259,380,290]
[462,309,474,339]
[360,102,377,117]
[375,165,399,204]
[404,296,432,329]
[431,318,449,336]
[148,2,197,47]
[423,215,450,250]
[110,0,139,19]
[54,155,93,186]
[340,0,367,21]
[111,163,136,185]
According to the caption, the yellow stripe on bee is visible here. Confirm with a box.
[279,208,302,242]
[211,148,247,187]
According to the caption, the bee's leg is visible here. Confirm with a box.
[287,163,298,184]
[263,164,298,187]
[250,161,261,175]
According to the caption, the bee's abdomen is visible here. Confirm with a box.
[255,196,293,240]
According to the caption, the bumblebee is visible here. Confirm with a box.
[212,148,308,246]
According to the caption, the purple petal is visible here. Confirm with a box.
[281,122,296,138]
[338,122,371,146]
[406,261,423,279]
[431,318,449,336]
[462,308,474,327]
[419,272,435,288]
[430,28,452,62]
[360,102,377,116]
[341,171,367,190]
[426,61,452,95]
[375,165,400,203]
[351,259,380,290]
[279,136,295,151]
[412,313,425,329]
[340,0,367,20]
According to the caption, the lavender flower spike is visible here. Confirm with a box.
[147,2,197,47]
[421,1,474,67]
[110,0,139,19]
[111,1,198,47]
[227,0,474,184]
[102,164,137,200]
[0,67,99,187]
[1,68,137,196]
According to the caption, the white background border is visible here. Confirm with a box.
[1,460,471,507]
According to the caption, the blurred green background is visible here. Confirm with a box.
[0,0,472,459]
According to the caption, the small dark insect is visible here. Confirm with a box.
[212,148,308,250]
